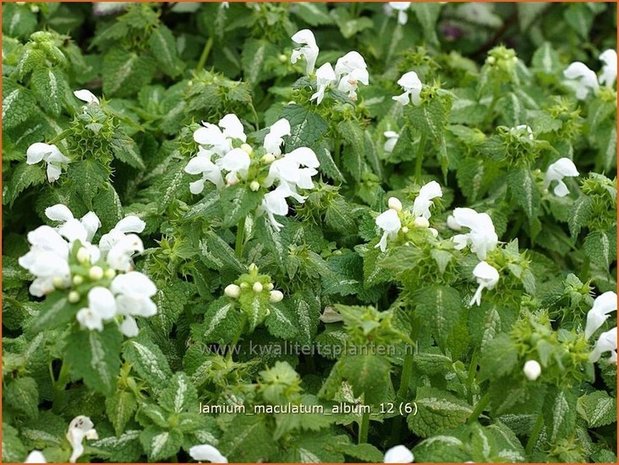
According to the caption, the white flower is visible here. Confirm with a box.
[564,62,600,100]
[25,451,47,463]
[189,444,228,463]
[544,158,579,197]
[76,287,117,331]
[384,444,414,463]
[66,416,98,463]
[599,49,617,87]
[225,284,241,298]
[335,51,369,100]
[193,114,246,156]
[375,209,401,252]
[45,204,101,244]
[291,29,319,75]
[265,147,320,201]
[513,124,534,139]
[412,181,442,219]
[383,131,399,153]
[261,185,292,231]
[18,225,71,297]
[311,62,337,104]
[448,208,498,260]
[393,71,422,106]
[185,148,225,193]
[469,261,499,306]
[217,148,251,185]
[73,89,100,105]
[523,360,541,381]
[111,272,157,318]
[590,327,617,363]
[26,142,70,182]
[99,216,145,252]
[263,118,291,156]
[585,291,617,339]
[99,216,145,271]
[387,3,411,25]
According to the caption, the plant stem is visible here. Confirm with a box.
[397,352,414,400]
[525,413,544,455]
[235,216,246,257]
[358,410,370,444]
[415,135,426,184]
[467,392,490,424]
[196,36,214,71]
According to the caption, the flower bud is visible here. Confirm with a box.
[253,282,263,293]
[241,143,253,154]
[240,282,249,289]
[487,56,496,65]
[105,268,116,279]
[52,276,66,288]
[248,263,258,273]
[523,360,541,381]
[249,181,260,192]
[89,266,104,281]
[401,226,409,234]
[266,282,274,291]
[77,247,90,264]
[414,217,429,228]
[269,290,284,303]
[224,284,241,299]
[72,275,84,286]
[278,53,288,63]
[428,227,439,238]
[68,291,80,303]
[388,197,403,212]
[261,154,275,164]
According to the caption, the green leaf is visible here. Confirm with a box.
[340,354,391,405]
[564,3,594,39]
[191,297,243,344]
[123,336,173,392]
[531,42,561,76]
[28,293,80,333]
[568,196,593,238]
[2,423,28,463]
[508,168,540,219]
[3,4,37,38]
[479,334,518,380]
[577,391,616,428]
[91,430,142,463]
[219,184,261,228]
[110,133,145,170]
[221,415,277,462]
[148,25,183,77]
[106,390,138,436]
[102,48,157,97]
[140,426,183,461]
[413,434,469,462]
[410,3,443,45]
[544,388,577,444]
[241,39,276,86]
[2,81,37,130]
[30,67,68,116]
[282,104,328,153]
[5,377,39,420]
[5,162,46,205]
[337,442,383,462]
[290,3,334,26]
[199,231,244,274]
[408,387,473,438]
[158,372,198,414]
[68,159,109,205]
[65,325,123,395]
[265,302,298,340]
[184,189,222,220]
[584,229,616,271]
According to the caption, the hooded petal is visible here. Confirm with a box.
[88,287,117,320]
[376,209,401,234]
[599,49,617,87]
[45,204,75,222]
[26,143,58,164]
[73,89,100,105]
[111,271,158,298]
[76,307,104,331]
[591,291,618,316]
[264,118,291,155]
[219,114,246,141]
[287,147,320,168]
[412,180,442,219]
[384,445,414,463]
[218,148,251,175]
[189,444,228,463]
[119,315,139,337]
[114,216,146,234]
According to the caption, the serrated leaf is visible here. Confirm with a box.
[159,372,198,414]
[221,415,277,462]
[28,293,80,332]
[199,231,244,273]
[508,168,540,219]
[184,189,222,220]
[123,336,173,392]
[410,3,443,45]
[568,196,593,238]
[340,354,391,405]
[140,427,183,461]
[219,184,261,228]
[110,133,145,170]
[30,67,68,116]
[148,25,183,77]
[282,104,328,153]
[408,387,473,438]
[191,297,243,344]
[584,229,616,271]
[265,302,298,340]
[102,48,157,97]
[5,377,39,420]
[68,159,109,205]
[241,39,275,86]
[2,423,28,463]
[3,81,37,130]
[65,325,123,395]
[5,162,46,205]
[106,390,138,436]
[577,391,616,428]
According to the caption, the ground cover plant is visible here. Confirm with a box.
[2,1,618,463]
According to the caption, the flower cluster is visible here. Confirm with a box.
[393,71,423,106]
[374,181,443,252]
[447,207,500,306]
[563,49,617,99]
[18,204,157,336]
[184,114,320,231]
[291,29,369,102]
[585,291,617,363]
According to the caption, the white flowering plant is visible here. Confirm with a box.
[2,2,617,464]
